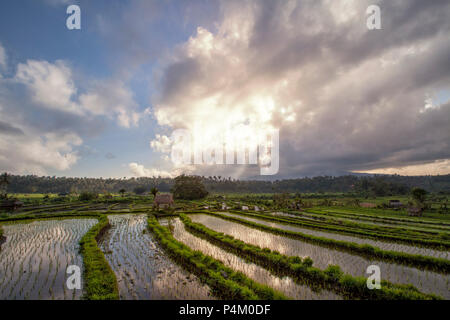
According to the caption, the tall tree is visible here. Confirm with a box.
[0,172,9,199]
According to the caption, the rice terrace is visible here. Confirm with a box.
[1,0,450,313]
[0,174,449,301]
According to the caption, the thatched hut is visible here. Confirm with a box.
[0,199,23,211]
[154,194,174,209]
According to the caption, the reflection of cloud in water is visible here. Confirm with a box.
[100,214,213,300]
[170,217,339,300]
[190,214,450,299]
[0,219,97,300]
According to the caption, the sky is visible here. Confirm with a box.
[0,0,449,179]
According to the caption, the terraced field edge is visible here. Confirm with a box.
[147,215,288,300]
[227,210,450,249]
[207,211,450,274]
[180,214,441,300]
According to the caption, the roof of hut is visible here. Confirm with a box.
[154,193,174,204]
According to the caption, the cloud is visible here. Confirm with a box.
[128,162,193,178]
[15,60,81,114]
[79,80,142,128]
[0,52,144,175]
[150,0,450,177]
[150,134,172,153]
[0,129,82,175]
[353,159,450,176]
[0,43,6,71]
[0,120,24,136]
[14,60,144,128]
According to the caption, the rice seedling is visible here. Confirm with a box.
[212,211,450,274]
[189,214,450,298]
[220,212,449,260]
[99,214,213,300]
[0,219,97,300]
[148,215,287,300]
[166,216,340,300]
[181,214,443,300]
[225,210,450,248]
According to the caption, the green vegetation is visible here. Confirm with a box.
[79,214,119,300]
[172,175,209,200]
[78,191,99,201]
[150,187,159,198]
[0,172,9,199]
[1,191,449,300]
[204,212,450,273]
[133,186,147,195]
[180,214,440,300]
[147,215,286,300]
[226,210,450,249]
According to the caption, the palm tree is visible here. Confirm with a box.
[150,187,159,199]
[0,172,9,199]
[119,189,126,197]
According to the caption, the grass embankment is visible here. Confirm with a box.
[147,215,287,300]
[305,208,450,229]
[227,210,450,249]
[295,210,450,238]
[180,214,441,300]
[293,210,450,236]
[206,212,450,274]
[79,214,119,300]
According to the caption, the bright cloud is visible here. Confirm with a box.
[128,162,193,178]
[149,0,450,177]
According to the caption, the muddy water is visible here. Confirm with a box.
[219,212,449,259]
[190,214,450,299]
[0,219,97,300]
[99,214,213,300]
[163,217,341,300]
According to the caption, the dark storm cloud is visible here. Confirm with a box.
[0,121,24,136]
[151,0,450,177]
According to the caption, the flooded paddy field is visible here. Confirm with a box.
[218,212,449,259]
[99,214,213,300]
[315,210,450,230]
[190,214,450,299]
[298,211,450,234]
[162,217,341,300]
[0,218,97,300]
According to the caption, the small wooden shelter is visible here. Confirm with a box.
[389,200,403,208]
[0,199,23,211]
[153,194,174,209]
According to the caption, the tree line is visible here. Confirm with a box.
[2,173,450,195]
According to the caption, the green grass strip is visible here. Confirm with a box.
[206,212,450,274]
[290,210,448,238]
[180,214,441,300]
[147,215,287,300]
[227,210,450,249]
[309,208,450,227]
[79,214,119,300]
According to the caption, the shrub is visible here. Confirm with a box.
[78,191,98,201]
[133,186,147,195]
